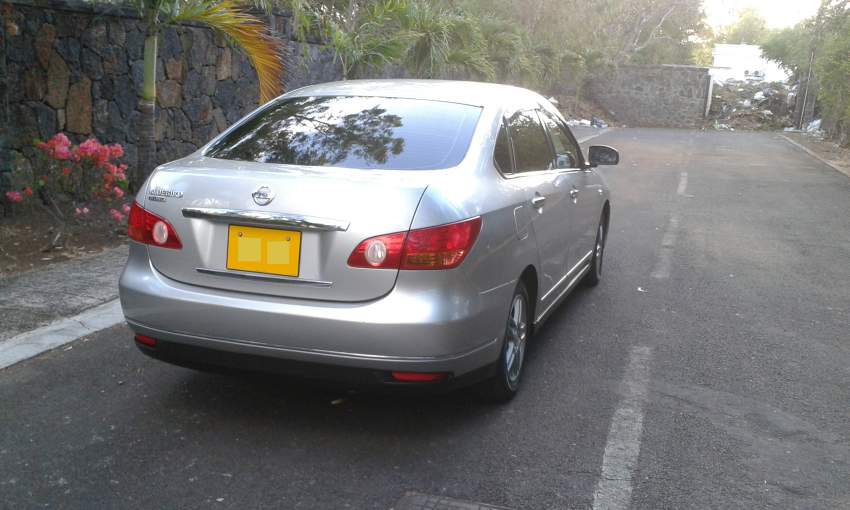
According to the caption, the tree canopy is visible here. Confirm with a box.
[759,1,850,144]
[717,7,769,45]
[284,0,709,89]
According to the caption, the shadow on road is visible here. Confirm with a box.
[151,364,503,440]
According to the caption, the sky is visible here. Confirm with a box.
[703,0,822,29]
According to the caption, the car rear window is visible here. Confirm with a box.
[204,95,482,170]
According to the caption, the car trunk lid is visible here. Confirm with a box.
[143,157,428,302]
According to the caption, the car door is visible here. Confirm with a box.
[539,109,600,265]
[503,108,578,307]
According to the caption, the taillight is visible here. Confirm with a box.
[347,217,481,270]
[402,217,481,270]
[346,232,406,269]
[127,201,182,249]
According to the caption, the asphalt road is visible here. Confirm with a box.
[2,129,849,509]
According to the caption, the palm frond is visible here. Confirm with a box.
[175,0,285,103]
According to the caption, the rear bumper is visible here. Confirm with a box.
[133,337,497,390]
[119,244,508,377]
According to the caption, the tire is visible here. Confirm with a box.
[583,216,606,287]
[478,281,531,402]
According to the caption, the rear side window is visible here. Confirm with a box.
[540,110,581,169]
[205,96,482,170]
[494,123,512,172]
[506,110,553,173]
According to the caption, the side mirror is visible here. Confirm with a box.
[555,154,574,169]
[588,145,619,167]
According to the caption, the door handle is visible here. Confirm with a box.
[531,195,546,208]
[569,188,580,201]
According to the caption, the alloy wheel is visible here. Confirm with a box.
[504,293,528,389]
[595,223,605,277]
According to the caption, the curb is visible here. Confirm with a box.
[0,299,124,370]
[779,134,850,180]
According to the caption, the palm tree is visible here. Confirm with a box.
[400,1,493,81]
[297,0,495,81]
[477,14,543,87]
[132,0,285,185]
[324,0,411,79]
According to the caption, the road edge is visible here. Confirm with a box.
[577,128,612,144]
[0,299,124,370]
[779,134,850,180]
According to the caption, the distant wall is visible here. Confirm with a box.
[587,65,711,128]
[1,0,341,172]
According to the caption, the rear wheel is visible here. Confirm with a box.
[584,218,606,287]
[478,282,530,402]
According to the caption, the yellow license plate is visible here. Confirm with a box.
[226,225,301,277]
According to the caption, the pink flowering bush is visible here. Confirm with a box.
[22,134,131,220]
[5,190,24,203]
[4,133,133,248]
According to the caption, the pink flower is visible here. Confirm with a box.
[95,146,111,168]
[108,208,124,223]
[78,138,100,157]
[122,203,131,214]
[53,146,72,160]
[75,207,83,216]
[109,144,124,159]
[76,138,112,168]
[37,133,74,160]
[24,187,33,197]
[4,191,23,203]
[82,207,90,215]
[52,133,71,148]
[113,187,124,199]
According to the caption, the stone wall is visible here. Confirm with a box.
[1,0,713,180]
[587,65,711,128]
[1,0,341,172]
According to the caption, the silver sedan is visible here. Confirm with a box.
[119,80,619,400]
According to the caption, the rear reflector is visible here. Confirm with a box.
[348,217,481,270]
[134,334,157,347]
[128,201,182,249]
[391,371,448,383]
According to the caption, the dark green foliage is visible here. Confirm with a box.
[759,1,850,145]
[815,9,850,142]
[761,25,813,75]
[285,0,705,90]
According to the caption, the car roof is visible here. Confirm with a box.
[284,79,544,108]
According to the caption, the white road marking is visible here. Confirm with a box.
[649,171,688,279]
[650,213,679,279]
[660,214,679,248]
[0,299,123,370]
[576,128,612,144]
[592,345,653,510]
[676,172,688,196]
